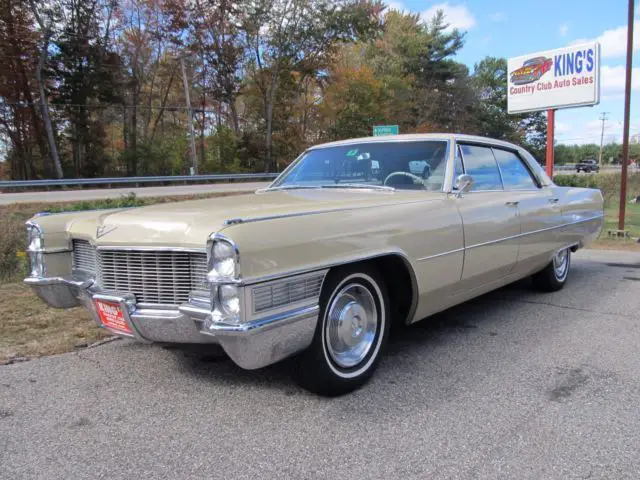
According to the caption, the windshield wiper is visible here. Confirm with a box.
[319,184,396,191]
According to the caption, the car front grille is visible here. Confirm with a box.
[72,240,208,305]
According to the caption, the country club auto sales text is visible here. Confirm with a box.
[511,47,595,95]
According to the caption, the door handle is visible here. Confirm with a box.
[548,198,560,204]
[505,201,519,207]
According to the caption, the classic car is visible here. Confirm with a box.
[24,134,604,396]
[510,56,553,85]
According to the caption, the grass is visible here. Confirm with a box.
[0,283,111,364]
[592,202,640,251]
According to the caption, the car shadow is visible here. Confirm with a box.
[163,264,595,395]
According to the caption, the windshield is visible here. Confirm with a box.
[270,140,449,191]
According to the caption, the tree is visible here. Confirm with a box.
[0,0,50,179]
[27,0,64,178]
[241,0,381,171]
[53,0,120,176]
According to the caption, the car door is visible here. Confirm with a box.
[454,143,520,289]
[491,147,564,271]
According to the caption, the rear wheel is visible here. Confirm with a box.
[532,248,571,292]
[293,264,390,396]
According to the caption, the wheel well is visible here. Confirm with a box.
[324,254,417,326]
[369,255,417,326]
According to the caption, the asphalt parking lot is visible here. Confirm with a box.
[2,249,640,480]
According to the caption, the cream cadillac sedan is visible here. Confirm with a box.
[25,134,603,395]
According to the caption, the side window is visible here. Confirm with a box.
[458,144,503,191]
[454,146,464,177]
[492,148,538,190]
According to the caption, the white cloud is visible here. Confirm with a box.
[555,118,618,145]
[600,64,640,99]
[570,21,640,58]
[554,121,572,135]
[488,11,505,22]
[559,23,569,37]
[421,3,476,31]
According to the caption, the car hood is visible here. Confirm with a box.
[50,189,441,248]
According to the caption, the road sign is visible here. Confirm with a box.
[373,125,399,136]
[507,42,600,114]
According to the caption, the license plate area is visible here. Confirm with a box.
[93,297,133,335]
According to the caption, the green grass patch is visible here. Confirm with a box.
[603,202,640,237]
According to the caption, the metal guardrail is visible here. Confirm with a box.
[0,173,279,189]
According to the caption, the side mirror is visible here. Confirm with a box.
[455,174,473,195]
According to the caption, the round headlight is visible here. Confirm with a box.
[211,240,237,278]
[219,284,240,316]
[26,223,44,277]
[28,233,42,251]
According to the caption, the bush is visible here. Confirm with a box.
[0,210,28,282]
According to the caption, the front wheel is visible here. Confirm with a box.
[293,265,390,396]
[532,248,571,292]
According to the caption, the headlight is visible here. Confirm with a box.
[207,235,239,282]
[204,233,242,326]
[26,222,44,277]
[218,284,240,316]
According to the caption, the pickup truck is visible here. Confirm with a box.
[576,159,600,173]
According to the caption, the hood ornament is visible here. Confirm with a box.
[96,225,117,238]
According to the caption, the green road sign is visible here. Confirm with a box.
[373,125,399,136]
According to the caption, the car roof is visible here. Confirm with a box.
[308,133,525,152]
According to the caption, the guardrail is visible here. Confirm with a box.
[0,173,279,189]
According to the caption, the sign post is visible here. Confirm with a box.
[373,125,399,136]
[508,43,600,176]
[546,109,555,177]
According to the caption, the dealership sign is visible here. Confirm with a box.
[507,42,600,114]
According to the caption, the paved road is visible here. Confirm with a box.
[2,249,640,479]
[0,182,270,205]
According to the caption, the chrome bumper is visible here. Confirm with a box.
[24,276,319,370]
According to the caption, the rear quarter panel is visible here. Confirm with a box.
[555,186,604,247]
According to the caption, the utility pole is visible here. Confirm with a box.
[598,112,609,168]
[618,0,634,232]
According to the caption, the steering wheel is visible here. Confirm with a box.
[383,171,425,187]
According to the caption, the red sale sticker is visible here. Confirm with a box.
[94,299,132,334]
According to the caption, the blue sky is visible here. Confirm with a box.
[387,0,640,145]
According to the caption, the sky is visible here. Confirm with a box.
[387,0,640,145]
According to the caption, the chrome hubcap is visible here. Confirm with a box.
[325,283,378,369]
[553,249,569,280]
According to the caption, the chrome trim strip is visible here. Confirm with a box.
[207,304,320,335]
[95,245,206,252]
[223,199,434,226]
[415,214,603,261]
[466,214,604,250]
[416,247,465,262]
[43,247,72,253]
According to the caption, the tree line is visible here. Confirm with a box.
[555,142,640,165]
[1,0,548,180]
